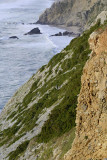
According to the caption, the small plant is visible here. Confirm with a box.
[85,136,88,140]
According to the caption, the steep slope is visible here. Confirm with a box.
[0,20,106,160]
[64,27,107,160]
[37,0,107,33]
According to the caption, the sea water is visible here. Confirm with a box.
[0,0,73,111]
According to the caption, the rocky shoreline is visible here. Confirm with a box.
[50,31,80,37]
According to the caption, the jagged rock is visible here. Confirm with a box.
[51,31,79,37]
[64,27,107,160]
[63,31,72,36]
[24,28,42,35]
[9,36,19,39]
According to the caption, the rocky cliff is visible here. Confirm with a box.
[0,18,106,160]
[64,27,107,160]
[37,0,107,33]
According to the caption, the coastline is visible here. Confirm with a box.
[0,0,73,112]
[0,0,106,159]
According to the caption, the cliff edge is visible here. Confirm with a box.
[64,27,107,160]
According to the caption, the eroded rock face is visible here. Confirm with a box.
[64,28,107,160]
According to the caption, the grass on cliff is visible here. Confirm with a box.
[0,20,104,149]
[36,20,102,143]
[8,140,29,160]
[35,127,75,160]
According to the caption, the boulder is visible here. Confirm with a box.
[24,28,42,35]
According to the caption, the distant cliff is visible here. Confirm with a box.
[64,26,107,160]
[37,0,107,33]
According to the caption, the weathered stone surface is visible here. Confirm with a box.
[64,28,107,160]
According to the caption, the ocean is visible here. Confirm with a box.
[0,0,73,111]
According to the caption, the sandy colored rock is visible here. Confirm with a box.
[64,27,107,160]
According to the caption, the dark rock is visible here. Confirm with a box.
[51,31,75,37]
[51,32,62,36]
[9,36,19,39]
[63,31,73,36]
[24,28,42,35]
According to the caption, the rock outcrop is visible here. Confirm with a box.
[50,31,79,37]
[24,28,42,35]
[64,27,107,160]
[37,0,107,33]
[89,11,107,29]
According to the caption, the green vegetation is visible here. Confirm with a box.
[39,64,46,72]
[7,111,17,120]
[0,120,21,147]
[36,20,104,143]
[38,147,53,160]
[0,20,106,151]
[35,127,75,160]
[85,136,88,140]
[8,140,29,160]
[23,79,40,108]
[8,133,26,147]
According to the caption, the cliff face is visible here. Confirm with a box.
[0,19,106,160]
[37,0,107,33]
[64,27,107,160]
